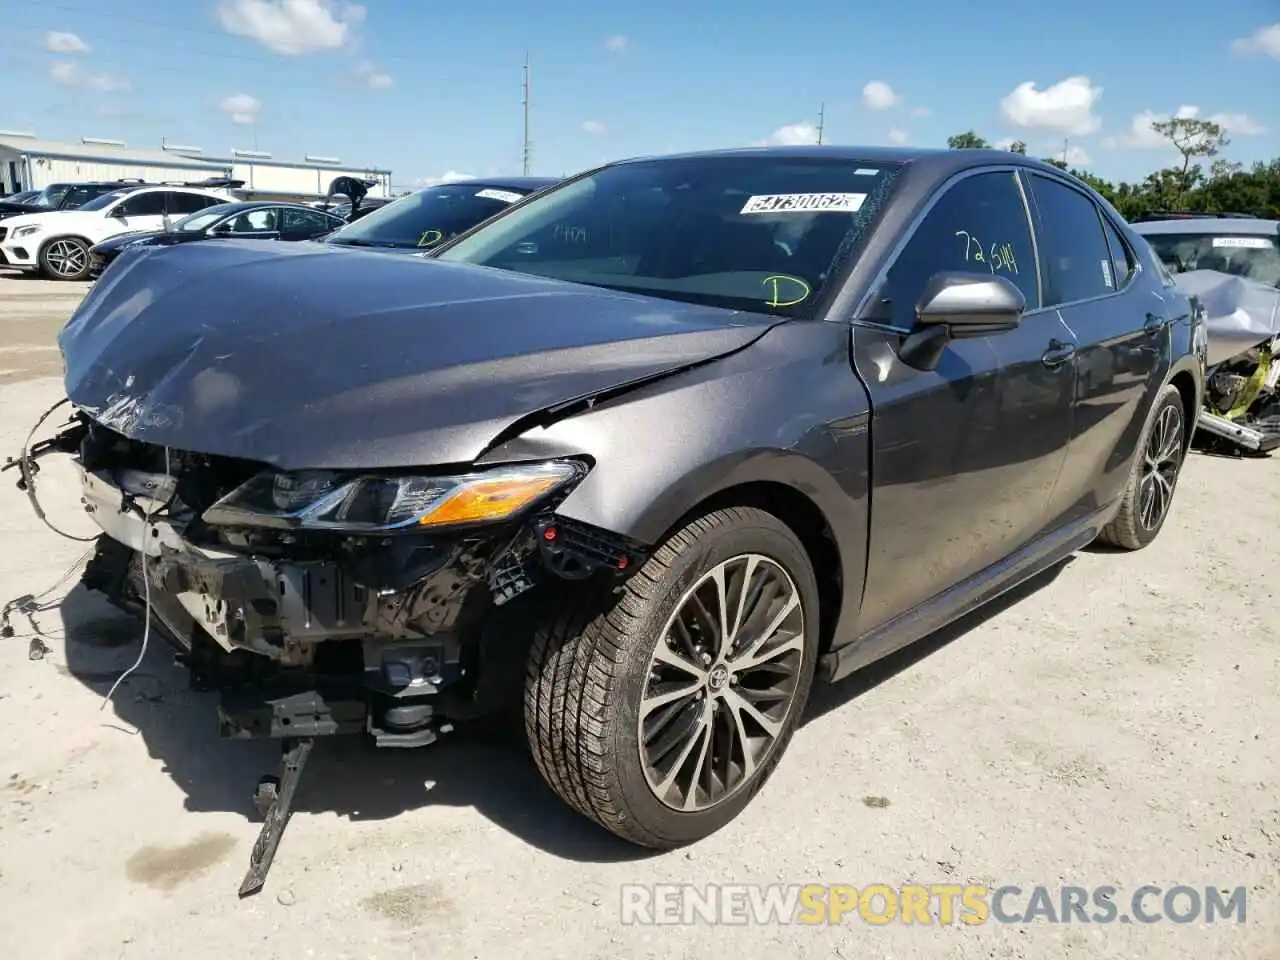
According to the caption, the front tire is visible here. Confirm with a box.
[39,237,92,281]
[1098,383,1187,549]
[524,506,819,848]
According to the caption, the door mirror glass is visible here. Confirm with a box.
[916,271,1025,337]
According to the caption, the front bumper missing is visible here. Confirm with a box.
[21,420,645,899]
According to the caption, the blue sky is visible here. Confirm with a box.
[1,0,1277,189]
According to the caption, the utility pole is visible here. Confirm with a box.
[817,103,825,145]
[1062,137,1069,164]
[521,52,531,175]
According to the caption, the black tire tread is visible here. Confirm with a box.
[1098,383,1184,550]
[523,506,806,849]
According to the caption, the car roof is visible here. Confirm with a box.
[603,144,1080,185]
[200,200,342,213]
[1131,217,1280,236]
[432,176,559,191]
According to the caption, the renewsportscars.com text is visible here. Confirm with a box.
[619,883,1248,926]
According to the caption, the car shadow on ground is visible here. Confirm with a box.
[804,557,1071,724]
[24,557,1070,865]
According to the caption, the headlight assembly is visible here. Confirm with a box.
[201,460,588,533]
[12,225,41,239]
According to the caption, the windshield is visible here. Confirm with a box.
[78,188,138,212]
[326,183,532,249]
[433,157,903,319]
[31,185,71,208]
[1145,231,1280,288]
[176,205,240,232]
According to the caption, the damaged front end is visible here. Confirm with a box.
[35,409,643,748]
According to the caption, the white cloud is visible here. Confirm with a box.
[1208,111,1264,135]
[353,60,392,88]
[581,119,608,136]
[217,93,262,125]
[49,60,78,86]
[87,73,130,92]
[49,60,129,92]
[45,31,89,54]
[861,80,898,111]
[909,105,931,118]
[216,0,364,55]
[886,127,908,145]
[755,121,820,146]
[1105,104,1264,149]
[999,75,1102,136]
[604,34,628,52]
[1231,22,1280,58]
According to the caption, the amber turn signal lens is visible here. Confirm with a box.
[417,475,563,527]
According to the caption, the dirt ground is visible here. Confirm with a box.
[0,271,1276,960]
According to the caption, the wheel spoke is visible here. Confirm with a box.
[651,640,705,678]
[724,687,783,739]
[639,551,806,813]
[729,593,801,672]
[639,678,703,722]
[655,703,711,797]
[722,556,757,654]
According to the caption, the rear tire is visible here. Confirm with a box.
[1098,383,1187,549]
[523,506,819,848]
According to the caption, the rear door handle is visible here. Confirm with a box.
[1042,338,1077,369]
[1144,313,1168,334]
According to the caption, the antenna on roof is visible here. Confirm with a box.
[817,103,825,145]
[521,52,531,176]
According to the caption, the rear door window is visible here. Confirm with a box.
[1099,215,1137,290]
[1025,174,1116,304]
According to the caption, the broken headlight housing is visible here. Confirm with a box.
[201,460,588,533]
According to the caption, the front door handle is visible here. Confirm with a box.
[1144,313,1168,334]
[1042,338,1077,369]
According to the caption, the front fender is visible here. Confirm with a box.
[476,321,873,640]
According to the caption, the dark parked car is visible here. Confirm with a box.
[38,146,1204,894]
[87,200,346,277]
[321,175,557,252]
[1132,216,1280,288]
[0,179,163,221]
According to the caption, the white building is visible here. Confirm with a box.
[0,133,230,191]
[0,132,392,203]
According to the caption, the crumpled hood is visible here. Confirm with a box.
[59,239,780,469]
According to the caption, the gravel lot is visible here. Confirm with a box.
[0,271,1276,960]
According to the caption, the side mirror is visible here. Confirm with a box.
[900,272,1026,371]
[111,206,128,219]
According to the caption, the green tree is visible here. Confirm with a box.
[1007,140,1027,155]
[947,130,990,149]
[1153,117,1230,178]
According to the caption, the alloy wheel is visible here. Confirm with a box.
[44,240,87,279]
[638,554,806,812]
[1139,403,1183,530]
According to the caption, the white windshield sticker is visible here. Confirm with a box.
[740,193,866,214]
[853,168,879,176]
[1212,236,1274,249]
[1101,259,1114,289]
[475,188,523,203]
